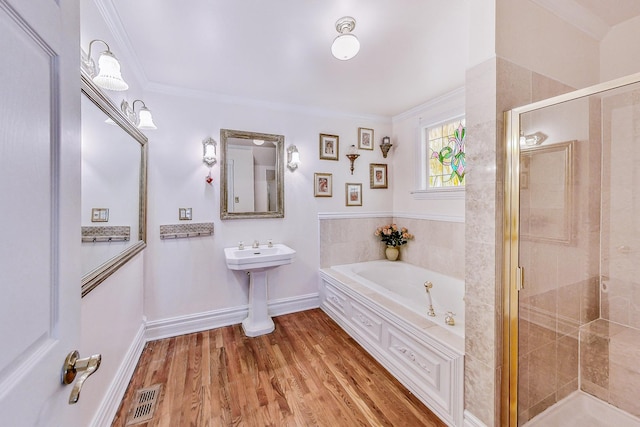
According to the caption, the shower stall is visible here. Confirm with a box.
[503,73,640,426]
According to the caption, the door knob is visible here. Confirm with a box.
[61,350,102,404]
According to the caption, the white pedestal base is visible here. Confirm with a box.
[242,269,275,337]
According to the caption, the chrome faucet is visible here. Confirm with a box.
[424,281,436,317]
[252,240,260,249]
[267,239,273,248]
[238,241,244,250]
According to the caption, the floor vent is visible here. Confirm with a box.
[126,384,162,425]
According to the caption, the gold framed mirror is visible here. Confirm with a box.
[220,129,284,219]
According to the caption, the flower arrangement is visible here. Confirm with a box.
[374,224,414,247]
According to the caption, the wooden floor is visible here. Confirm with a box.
[111,309,446,426]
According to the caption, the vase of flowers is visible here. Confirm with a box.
[374,224,414,261]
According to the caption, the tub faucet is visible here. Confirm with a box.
[424,281,436,317]
[252,240,260,249]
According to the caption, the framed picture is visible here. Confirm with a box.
[370,163,388,189]
[91,208,109,222]
[319,133,339,160]
[314,173,333,197]
[345,183,362,206]
[358,127,374,150]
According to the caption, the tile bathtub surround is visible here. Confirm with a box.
[318,216,465,278]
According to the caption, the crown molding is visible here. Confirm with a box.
[392,87,465,124]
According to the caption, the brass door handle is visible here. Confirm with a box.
[61,350,102,404]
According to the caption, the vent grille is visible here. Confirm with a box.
[126,384,162,425]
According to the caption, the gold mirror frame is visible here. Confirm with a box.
[220,129,284,220]
[81,71,148,297]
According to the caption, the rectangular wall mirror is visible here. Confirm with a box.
[220,129,284,219]
[81,71,148,296]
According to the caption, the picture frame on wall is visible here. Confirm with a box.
[369,163,388,189]
[358,127,374,150]
[319,133,339,160]
[314,173,333,197]
[345,183,362,206]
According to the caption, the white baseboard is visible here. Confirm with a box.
[464,410,488,427]
[145,293,320,341]
[91,323,146,427]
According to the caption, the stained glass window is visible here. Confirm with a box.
[426,118,466,189]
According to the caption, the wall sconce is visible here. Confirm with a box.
[287,145,301,171]
[346,144,360,175]
[203,137,217,167]
[380,136,392,158]
[331,16,360,60]
[82,39,129,91]
[519,131,547,146]
[121,99,157,130]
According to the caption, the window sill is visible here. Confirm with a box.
[410,189,465,200]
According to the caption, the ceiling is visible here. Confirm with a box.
[92,1,640,118]
[99,0,470,118]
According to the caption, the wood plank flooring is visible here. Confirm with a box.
[111,309,446,426]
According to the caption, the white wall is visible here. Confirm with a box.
[79,1,147,424]
[143,88,392,322]
[391,88,466,219]
[601,15,640,82]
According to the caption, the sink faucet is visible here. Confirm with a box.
[444,311,456,326]
[267,239,273,248]
[252,240,260,249]
[238,241,244,250]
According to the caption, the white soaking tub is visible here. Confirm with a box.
[319,260,465,426]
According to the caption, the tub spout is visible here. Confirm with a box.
[424,281,436,317]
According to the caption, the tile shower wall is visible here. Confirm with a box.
[319,216,464,278]
[464,56,579,426]
[581,88,640,419]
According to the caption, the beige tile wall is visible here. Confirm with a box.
[319,216,465,280]
[464,56,579,426]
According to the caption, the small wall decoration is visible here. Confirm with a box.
[91,208,109,222]
[369,163,388,189]
[345,183,362,206]
[358,127,374,150]
[179,208,192,220]
[319,133,339,160]
[314,173,333,197]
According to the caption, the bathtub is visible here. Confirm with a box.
[320,260,464,426]
[330,260,465,336]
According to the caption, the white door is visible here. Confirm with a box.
[0,0,82,426]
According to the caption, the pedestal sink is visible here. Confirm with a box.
[224,243,296,337]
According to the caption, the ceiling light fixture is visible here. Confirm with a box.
[331,16,360,61]
[82,39,129,91]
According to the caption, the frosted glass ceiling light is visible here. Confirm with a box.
[84,39,129,91]
[331,17,360,61]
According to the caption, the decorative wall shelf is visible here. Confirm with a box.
[159,223,214,240]
[82,226,131,243]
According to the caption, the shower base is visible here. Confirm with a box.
[524,391,640,427]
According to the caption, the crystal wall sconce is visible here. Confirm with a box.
[203,137,217,167]
[287,145,301,171]
[380,136,392,158]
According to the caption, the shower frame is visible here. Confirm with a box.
[501,71,640,426]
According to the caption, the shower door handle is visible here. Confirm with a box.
[516,266,524,291]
